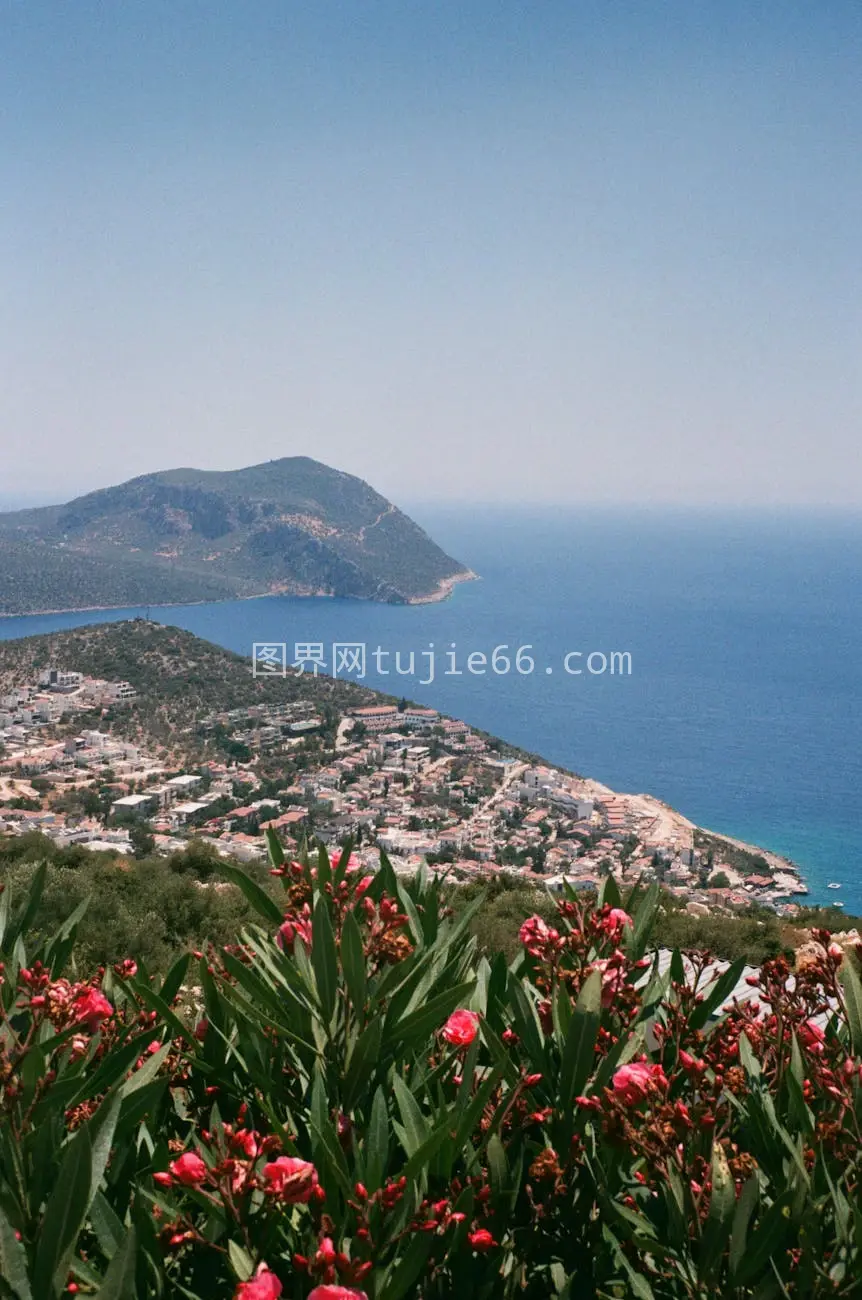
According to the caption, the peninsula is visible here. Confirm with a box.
[0,621,808,913]
[0,457,473,614]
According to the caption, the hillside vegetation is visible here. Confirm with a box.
[0,620,378,758]
[0,840,860,1298]
[0,457,471,613]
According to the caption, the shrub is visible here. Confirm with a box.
[1,843,861,1297]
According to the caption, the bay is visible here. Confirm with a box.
[2,506,860,914]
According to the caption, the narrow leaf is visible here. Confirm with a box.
[558,970,602,1106]
[34,1125,93,1297]
[93,1226,137,1299]
[218,861,283,927]
[0,1204,33,1300]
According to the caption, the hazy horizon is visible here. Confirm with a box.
[3,2,861,507]
[4,475,862,521]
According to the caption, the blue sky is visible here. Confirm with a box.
[2,1,861,505]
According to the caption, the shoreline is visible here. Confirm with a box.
[696,825,809,894]
[0,569,480,621]
[407,568,480,605]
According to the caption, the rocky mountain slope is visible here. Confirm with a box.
[0,457,472,613]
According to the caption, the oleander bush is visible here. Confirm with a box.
[2,837,862,1299]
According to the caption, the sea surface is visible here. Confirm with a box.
[2,507,861,914]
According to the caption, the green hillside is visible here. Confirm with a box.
[0,457,472,613]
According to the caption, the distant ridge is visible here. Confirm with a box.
[0,457,473,614]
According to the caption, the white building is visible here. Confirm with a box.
[111,793,158,818]
[166,773,203,795]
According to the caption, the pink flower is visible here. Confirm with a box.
[262,1156,319,1203]
[602,908,633,936]
[235,1268,283,1299]
[441,1009,480,1047]
[315,1237,336,1266]
[468,1228,497,1251]
[307,1287,369,1300]
[799,1020,826,1054]
[355,875,374,897]
[232,1129,259,1158]
[519,915,559,956]
[169,1151,209,1186]
[678,1050,706,1075]
[590,958,627,1008]
[71,988,114,1032]
[612,1061,668,1106]
[277,913,313,951]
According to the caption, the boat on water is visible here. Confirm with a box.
[828,882,842,889]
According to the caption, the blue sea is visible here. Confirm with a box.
[2,507,860,914]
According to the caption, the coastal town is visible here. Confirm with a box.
[0,653,811,919]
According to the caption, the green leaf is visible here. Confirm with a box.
[506,975,547,1068]
[0,882,10,951]
[34,1125,93,1297]
[709,1142,735,1224]
[265,827,285,869]
[552,980,572,1041]
[558,970,601,1106]
[395,882,425,948]
[344,1016,384,1109]
[365,1087,390,1192]
[626,881,660,960]
[158,952,191,1006]
[43,897,91,965]
[392,1073,430,1158]
[601,1224,654,1299]
[88,1090,122,1205]
[227,1240,254,1282]
[669,949,685,986]
[733,1192,796,1287]
[689,958,745,1031]
[340,909,366,1014]
[14,861,48,944]
[729,1175,760,1278]
[840,956,862,1056]
[89,1192,125,1262]
[699,1142,736,1275]
[119,1042,172,1100]
[785,1034,814,1134]
[487,1133,508,1194]
[379,1231,435,1300]
[402,1112,460,1182]
[93,1227,137,1299]
[332,836,354,885]
[127,980,195,1048]
[65,1029,164,1109]
[218,861,284,927]
[598,872,622,910]
[316,841,332,889]
[311,896,338,1025]
[0,1204,33,1300]
[308,1115,353,1200]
